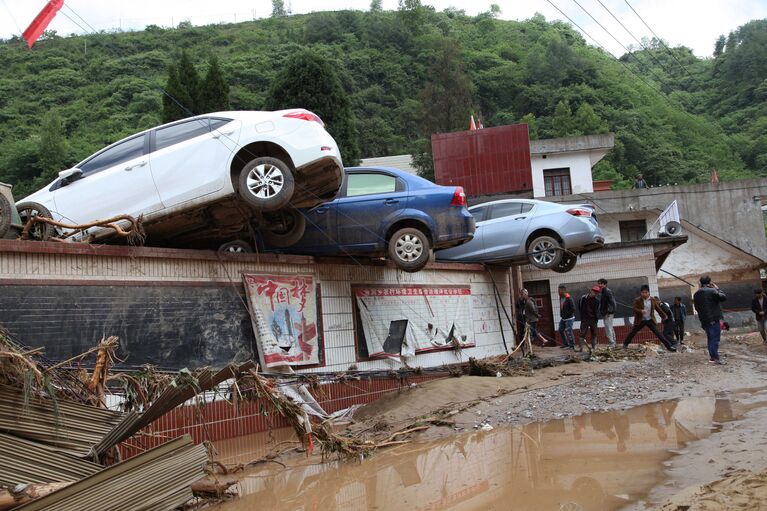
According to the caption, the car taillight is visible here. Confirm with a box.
[283,111,325,127]
[451,187,467,207]
[567,208,593,217]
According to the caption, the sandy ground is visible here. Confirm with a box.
[343,329,767,509]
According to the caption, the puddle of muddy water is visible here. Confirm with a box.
[209,392,767,511]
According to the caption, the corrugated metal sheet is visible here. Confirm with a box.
[16,435,207,511]
[0,433,101,486]
[358,154,418,175]
[0,385,122,457]
[432,125,532,196]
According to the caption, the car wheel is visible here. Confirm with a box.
[261,208,306,248]
[388,227,431,273]
[552,252,577,273]
[218,240,253,254]
[238,157,295,212]
[16,201,55,241]
[0,194,11,238]
[527,235,563,269]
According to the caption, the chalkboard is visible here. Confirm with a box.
[560,277,649,321]
[0,285,256,369]
[716,279,764,311]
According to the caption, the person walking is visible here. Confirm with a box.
[598,278,617,348]
[751,288,767,343]
[515,291,527,340]
[622,285,676,351]
[657,297,677,349]
[521,289,547,346]
[693,276,727,364]
[671,297,687,344]
[558,285,576,349]
[578,286,600,351]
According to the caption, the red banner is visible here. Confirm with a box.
[23,0,65,48]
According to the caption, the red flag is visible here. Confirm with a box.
[711,168,719,184]
[23,0,64,48]
[469,115,477,131]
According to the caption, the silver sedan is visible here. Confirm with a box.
[435,199,604,272]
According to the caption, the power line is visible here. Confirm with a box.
[569,0,671,90]
[622,0,697,82]
[0,0,22,36]
[593,0,679,79]
[543,0,678,112]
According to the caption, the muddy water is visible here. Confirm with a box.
[211,396,752,511]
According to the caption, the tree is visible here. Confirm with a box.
[520,113,539,140]
[713,35,726,57]
[162,51,201,122]
[38,110,68,175]
[370,0,382,12]
[413,38,475,180]
[264,50,360,165]
[551,100,574,138]
[271,0,288,18]
[199,56,230,113]
[573,102,607,135]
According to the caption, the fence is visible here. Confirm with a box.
[118,372,448,460]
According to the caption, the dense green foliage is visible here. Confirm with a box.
[162,52,230,122]
[264,50,361,164]
[0,6,764,198]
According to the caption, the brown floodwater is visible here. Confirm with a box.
[210,395,753,511]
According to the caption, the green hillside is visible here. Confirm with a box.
[0,5,765,198]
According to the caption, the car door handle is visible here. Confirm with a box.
[124,161,147,171]
[314,206,329,214]
[384,199,399,205]
[212,130,235,139]
[514,216,527,220]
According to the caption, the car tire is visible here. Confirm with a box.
[527,235,563,269]
[261,208,306,248]
[388,227,431,273]
[218,240,253,254]
[238,157,295,212]
[16,201,55,241]
[552,252,577,273]
[0,194,11,238]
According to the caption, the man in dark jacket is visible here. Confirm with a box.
[622,285,676,351]
[671,297,687,344]
[693,275,727,364]
[558,285,576,349]
[598,278,617,347]
[578,286,600,351]
[751,288,767,342]
[656,297,677,349]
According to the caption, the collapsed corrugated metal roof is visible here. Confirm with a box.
[0,433,101,487]
[0,385,121,457]
[15,435,207,511]
[93,362,253,457]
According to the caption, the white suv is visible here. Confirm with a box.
[17,109,343,249]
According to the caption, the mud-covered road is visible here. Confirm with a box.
[210,330,767,510]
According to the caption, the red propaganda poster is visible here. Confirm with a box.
[243,274,319,368]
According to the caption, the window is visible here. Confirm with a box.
[469,206,488,223]
[346,173,397,197]
[209,118,231,131]
[521,203,534,213]
[543,168,572,196]
[80,135,145,174]
[619,220,647,242]
[155,119,212,151]
[488,202,523,220]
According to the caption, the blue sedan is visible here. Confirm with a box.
[262,167,475,272]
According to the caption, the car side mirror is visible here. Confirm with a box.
[58,168,83,185]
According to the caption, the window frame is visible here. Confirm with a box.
[543,168,573,197]
[619,219,648,242]
[468,205,489,223]
[487,201,524,220]
[148,116,233,153]
[341,171,405,198]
